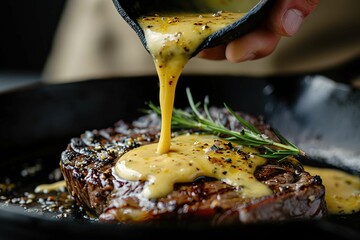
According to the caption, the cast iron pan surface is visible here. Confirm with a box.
[0,74,359,239]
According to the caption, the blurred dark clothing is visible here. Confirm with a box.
[0,0,66,73]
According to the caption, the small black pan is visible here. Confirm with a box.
[112,0,274,57]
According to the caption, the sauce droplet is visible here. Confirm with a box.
[304,166,360,215]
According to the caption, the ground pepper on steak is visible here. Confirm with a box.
[59,108,327,224]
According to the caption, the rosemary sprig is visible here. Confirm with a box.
[148,88,305,160]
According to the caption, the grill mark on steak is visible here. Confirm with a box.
[59,109,327,224]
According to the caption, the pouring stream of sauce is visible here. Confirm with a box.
[137,12,246,154]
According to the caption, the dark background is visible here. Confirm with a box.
[0,1,67,74]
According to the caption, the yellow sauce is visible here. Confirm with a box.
[115,134,272,199]
[137,12,246,154]
[34,180,66,194]
[304,166,360,214]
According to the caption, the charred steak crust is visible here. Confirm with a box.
[59,109,327,224]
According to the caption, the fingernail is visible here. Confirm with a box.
[235,52,256,62]
[243,52,256,61]
[283,9,304,36]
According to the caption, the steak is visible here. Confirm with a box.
[59,108,327,224]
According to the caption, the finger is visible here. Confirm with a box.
[196,44,226,60]
[269,0,321,36]
[225,27,281,63]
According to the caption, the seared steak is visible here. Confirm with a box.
[59,108,327,224]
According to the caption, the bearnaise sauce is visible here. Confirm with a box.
[304,166,360,214]
[115,134,272,199]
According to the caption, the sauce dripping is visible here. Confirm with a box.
[137,12,246,154]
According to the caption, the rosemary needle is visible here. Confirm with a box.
[148,87,305,160]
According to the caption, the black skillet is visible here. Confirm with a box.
[0,73,359,240]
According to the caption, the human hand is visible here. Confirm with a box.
[197,0,321,62]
